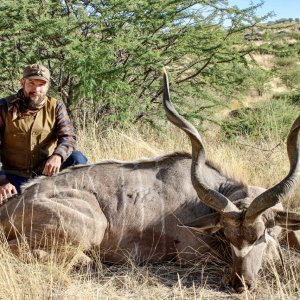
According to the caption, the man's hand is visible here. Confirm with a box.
[0,182,17,205]
[42,154,62,176]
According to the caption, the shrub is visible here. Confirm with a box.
[221,96,299,142]
[275,56,297,68]
[285,89,300,104]
[280,67,300,89]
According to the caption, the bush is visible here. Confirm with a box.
[221,96,299,142]
[284,89,300,104]
[275,57,297,68]
[280,67,300,89]
[272,43,298,57]
[248,68,272,96]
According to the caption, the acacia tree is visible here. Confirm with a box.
[0,0,269,128]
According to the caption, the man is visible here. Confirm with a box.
[0,63,87,204]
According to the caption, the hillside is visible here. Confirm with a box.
[211,19,300,146]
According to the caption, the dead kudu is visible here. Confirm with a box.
[1,70,300,293]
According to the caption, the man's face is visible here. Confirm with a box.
[20,78,49,106]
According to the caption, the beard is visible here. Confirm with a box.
[23,93,46,109]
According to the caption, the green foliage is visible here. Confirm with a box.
[279,89,300,104]
[272,42,298,58]
[289,31,300,40]
[280,67,300,90]
[221,95,300,142]
[0,0,271,128]
[260,24,300,59]
[274,56,297,68]
[241,67,272,96]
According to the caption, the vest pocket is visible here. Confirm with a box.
[1,132,30,170]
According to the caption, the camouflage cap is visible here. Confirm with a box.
[23,64,50,82]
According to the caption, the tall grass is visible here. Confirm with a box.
[1,234,300,299]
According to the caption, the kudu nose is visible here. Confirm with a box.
[232,276,256,293]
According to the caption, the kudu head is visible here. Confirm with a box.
[162,67,300,293]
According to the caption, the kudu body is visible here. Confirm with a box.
[0,69,299,292]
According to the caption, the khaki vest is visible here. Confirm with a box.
[1,96,57,177]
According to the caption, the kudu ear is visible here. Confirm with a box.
[179,212,222,234]
[274,210,300,230]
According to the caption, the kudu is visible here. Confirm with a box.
[162,67,300,292]
[0,69,299,293]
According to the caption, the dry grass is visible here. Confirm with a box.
[77,122,290,188]
[76,124,190,162]
[1,239,300,299]
[1,122,300,299]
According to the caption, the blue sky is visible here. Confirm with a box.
[228,0,300,21]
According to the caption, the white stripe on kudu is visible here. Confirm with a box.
[231,234,266,257]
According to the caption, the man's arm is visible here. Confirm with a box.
[0,98,9,185]
[53,99,77,160]
[42,99,77,176]
[0,98,18,202]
